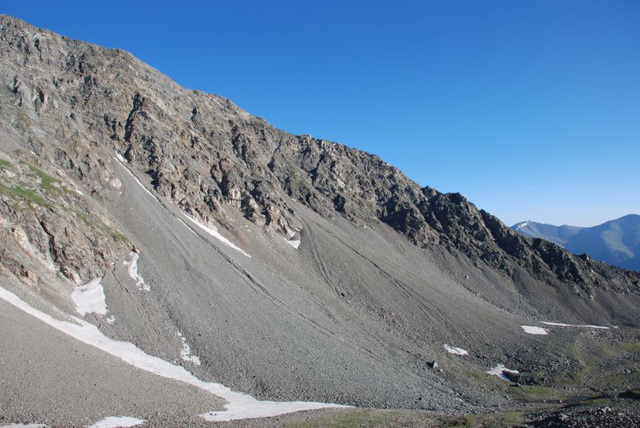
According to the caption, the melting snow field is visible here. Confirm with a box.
[541,321,610,329]
[177,331,201,366]
[71,278,107,316]
[0,286,346,422]
[183,213,251,258]
[444,344,469,356]
[123,251,150,292]
[487,364,519,381]
[88,416,145,428]
[521,325,549,335]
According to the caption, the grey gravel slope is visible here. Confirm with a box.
[0,296,225,427]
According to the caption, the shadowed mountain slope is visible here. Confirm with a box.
[513,215,640,272]
[512,220,583,246]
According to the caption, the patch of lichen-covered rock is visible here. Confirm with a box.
[0,154,129,287]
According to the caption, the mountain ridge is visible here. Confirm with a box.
[2,15,636,295]
[512,214,640,272]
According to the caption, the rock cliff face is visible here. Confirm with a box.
[1,15,636,299]
[0,156,129,287]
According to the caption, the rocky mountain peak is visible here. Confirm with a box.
[1,14,638,309]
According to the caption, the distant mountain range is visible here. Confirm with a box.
[512,215,640,272]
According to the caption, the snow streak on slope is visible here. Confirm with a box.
[0,286,346,422]
[88,416,145,428]
[177,218,198,236]
[183,213,251,258]
[541,321,610,329]
[444,344,469,356]
[114,153,250,259]
[113,156,161,203]
[71,277,107,316]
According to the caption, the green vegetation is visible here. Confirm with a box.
[285,408,528,428]
[442,416,476,427]
[499,410,525,426]
[441,411,525,427]
[0,159,12,169]
[286,409,413,427]
[74,211,92,227]
[616,342,640,353]
[0,182,51,208]
[555,340,640,391]
[467,370,490,382]
[26,163,69,194]
[106,227,129,242]
[73,210,128,243]
[510,385,568,401]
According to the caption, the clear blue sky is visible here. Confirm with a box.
[5,1,639,226]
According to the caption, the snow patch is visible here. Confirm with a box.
[444,344,469,356]
[200,398,343,422]
[521,325,549,335]
[123,252,150,292]
[515,221,530,232]
[115,152,126,163]
[541,321,610,329]
[286,239,301,249]
[106,316,116,325]
[177,331,201,366]
[487,364,519,381]
[183,213,251,258]
[0,286,346,422]
[71,277,107,316]
[89,416,145,428]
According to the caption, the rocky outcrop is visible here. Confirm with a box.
[0,156,130,286]
[0,14,638,296]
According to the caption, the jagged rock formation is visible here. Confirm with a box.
[1,15,640,425]
[1,15,637,299]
